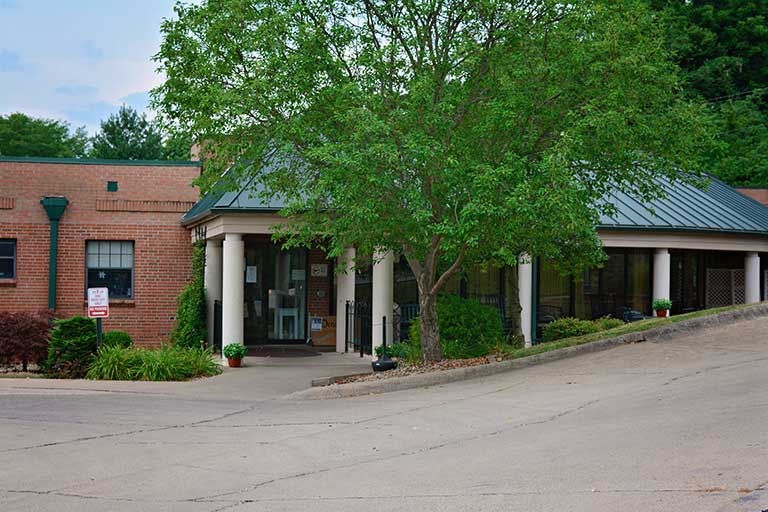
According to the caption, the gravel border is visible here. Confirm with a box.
[286,303,768,400]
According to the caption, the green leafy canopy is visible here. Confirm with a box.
[153,0,714,359]
[0,113,88,158]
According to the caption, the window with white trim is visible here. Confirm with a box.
[86,241,134,298]
[0,239,15,278]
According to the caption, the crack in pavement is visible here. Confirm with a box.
[1,482,748,508]
[662,356,768,387]
[187,398,602,503]
[0,401,266,454]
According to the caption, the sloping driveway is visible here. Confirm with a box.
[1,318,767,511]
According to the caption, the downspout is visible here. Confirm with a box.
[40,196,69,310]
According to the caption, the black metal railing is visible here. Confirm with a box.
[345,300,373,356]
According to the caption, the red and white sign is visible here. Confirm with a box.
[87,287,109,318]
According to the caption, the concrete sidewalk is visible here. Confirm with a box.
[0,352,372,401]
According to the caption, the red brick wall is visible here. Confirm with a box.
[307,248,332,316]
[0,160,200,346]
[737,188,768,206]
[307,248,336,347]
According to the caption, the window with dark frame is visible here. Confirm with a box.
[86,241,134,298]
[0,239,15,278]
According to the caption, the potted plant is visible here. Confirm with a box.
[652,298,673,318]
[223,343,247,368]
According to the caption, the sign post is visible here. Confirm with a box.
[87,287,109,347]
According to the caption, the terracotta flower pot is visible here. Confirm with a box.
[227,358,242,368]
[656,309,667,318]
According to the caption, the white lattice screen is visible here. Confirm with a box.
[765,270,768,301]
[706,269,745,308]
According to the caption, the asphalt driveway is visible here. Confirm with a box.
[1,317,767,511]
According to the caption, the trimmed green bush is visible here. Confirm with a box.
[593,317,624,331]
[542,317,599,342]
[409,295,505,360]
[86,345,221,381]
[652,298,673,311]
[44,316,97,378]
[102,330,133,349]
[170,241,207,349]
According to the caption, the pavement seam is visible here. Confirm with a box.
[187,397,602,503]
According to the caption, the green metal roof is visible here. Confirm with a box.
[0,156,201,167]
[184,166,768,236]
[181,167,288,225]
[600,176,768,235]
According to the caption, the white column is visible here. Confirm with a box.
[204,239,223,349]
[745,251,761,304]
[653,248,671,316]
[335,247,356,352]
[372,249,394,358]
[221,233,245,359]
[518,255,533,348]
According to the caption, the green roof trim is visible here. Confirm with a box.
[184,162,768,237]
[181,162,288,225]
[599,175,768,235]
[0,156,201,167]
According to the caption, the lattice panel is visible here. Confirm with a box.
[733,270,745,304]
[765,270,768,301]
[706,269,745,308]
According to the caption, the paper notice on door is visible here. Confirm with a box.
[246,266,258,283]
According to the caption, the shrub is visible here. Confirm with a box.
[593,317,624,331]
[507,333,525,350]
[85,344,141,380]
[0,310,52,371]
[652,298,672,311]
[44,316,97,378]
[170,241,207,349]
[102,330,133,349]
[542,317,599,342]
[86,345,221,381]
[374,341,420,361]
[409,295,505,360]
[223,343,247,360]
[175,346,222,378]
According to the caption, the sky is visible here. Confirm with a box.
[0,0,180,134]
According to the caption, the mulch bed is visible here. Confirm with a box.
[333,356,497,385]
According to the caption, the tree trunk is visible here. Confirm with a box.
[405,242,465,363]
[418,291,442,362]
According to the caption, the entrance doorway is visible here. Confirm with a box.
[244,240,308,345]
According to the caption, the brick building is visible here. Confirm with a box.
[0,156,201,346]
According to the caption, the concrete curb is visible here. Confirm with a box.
[285,303,768,400]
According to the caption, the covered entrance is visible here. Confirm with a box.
[244,239,308,345]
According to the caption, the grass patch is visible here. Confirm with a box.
[502,303,759,361]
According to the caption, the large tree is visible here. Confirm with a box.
[89,105,165,160]
[0,113,88,158]
[651,0,768,186]
[154,0,712,361]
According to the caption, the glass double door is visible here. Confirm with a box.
[244,242,307,345]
